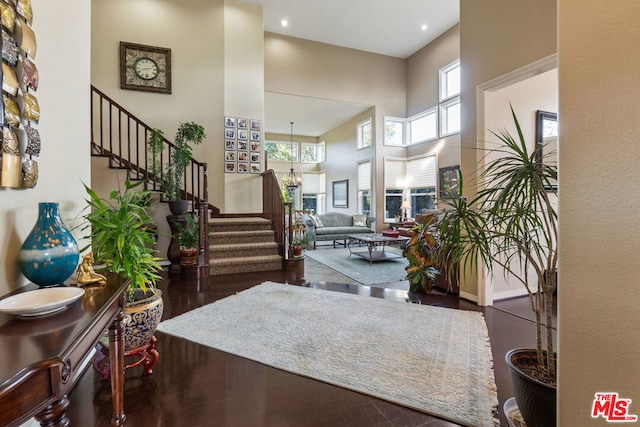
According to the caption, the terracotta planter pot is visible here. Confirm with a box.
[505,348,557,427]
[292,245,303,257]
[124,289,163,351]
[180,248,198,266]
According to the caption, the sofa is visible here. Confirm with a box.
[303,212,375,249]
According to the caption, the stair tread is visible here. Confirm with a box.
[210,242,278,250]
[210,254,282,265]
[210,217,271,224]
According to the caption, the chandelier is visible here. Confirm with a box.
[285,121,302,188]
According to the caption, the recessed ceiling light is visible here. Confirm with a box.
[281,19,289,27]
[421,24,428,31]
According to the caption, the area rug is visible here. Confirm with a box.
[305,246,408,285]
[157,282,498,426]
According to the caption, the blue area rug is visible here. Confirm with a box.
[305,246,408,285]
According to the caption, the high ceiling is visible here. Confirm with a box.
[242,0,460,137]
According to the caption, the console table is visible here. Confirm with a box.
[0,274,129,426]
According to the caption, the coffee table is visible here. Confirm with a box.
[347,234,409,265]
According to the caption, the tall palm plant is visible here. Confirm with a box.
[437,106,558,385]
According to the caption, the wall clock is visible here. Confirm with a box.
[120,42,171,94]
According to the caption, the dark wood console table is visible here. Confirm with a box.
[0,274,130,426]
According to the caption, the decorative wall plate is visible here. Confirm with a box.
[2,62,18,96]
[16,0,31,24]
[0,287,84,317]
[2,29,18,66]
[22,55,38,90]
[1,2,15,33]
[17,19,36,58]
[22,91,39,123]
[3,95,20,127]
[2,126,19,154]
[24,124,40,156]
[120,41,171,93]
[21,158,38,188]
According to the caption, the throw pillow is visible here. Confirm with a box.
[352,214,367,227]
[310,213,324,228]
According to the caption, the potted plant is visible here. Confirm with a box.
[436,106,557,427]
[292,234,312,258]
[177,212,199,266]
[402,213,440,293]
[82,178,164,352]
[148,122,206,215]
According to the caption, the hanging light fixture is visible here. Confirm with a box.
[286,121,302,188]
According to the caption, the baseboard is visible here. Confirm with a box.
[459,290,478,303]
[493,288,530,301]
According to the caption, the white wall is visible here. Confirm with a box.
[0,0,91,296]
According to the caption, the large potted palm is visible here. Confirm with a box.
[82,178,164,352]
[436,106,557,427]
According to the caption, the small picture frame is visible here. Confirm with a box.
[439,165,460,199]
[251,141,261,152]
[225,162,236,173]
[250,152,260,163]
[250,119,261,130]
[238,129,248,141]
[237,141,248,151]
[238,152,248,162]
[225,140,236,150]
[224,116,236,128]
[237,163,248,173]
[332,179,349,208]
[225,128,236,139]
[250,163,261,174]
[250,131,261,142]
[225,151,236,162]
[237,118,248,129]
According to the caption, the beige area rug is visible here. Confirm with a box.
[156,282,498,426]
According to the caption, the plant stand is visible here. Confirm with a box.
[166,214,185,267]
[92,335,159,380]
[284,256,305,282]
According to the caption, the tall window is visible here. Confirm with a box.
[384,117,405,146]
[302,172,325,213]
[265,141,298,161]
[357,160,372,215]
[384,158,406,221]
[408,108,437,145]
[407,155,437,215]
[357,118,372,149]
[439,59,461,136]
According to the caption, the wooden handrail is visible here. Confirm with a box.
[261,170,286,258]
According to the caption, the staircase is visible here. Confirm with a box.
[209,218,283,275]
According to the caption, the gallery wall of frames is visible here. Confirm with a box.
[224,116,262,174]
[0,0,39,189]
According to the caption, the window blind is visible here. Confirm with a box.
[406,155,436,188]
[302,172,319,193]
[384,158,406,189]
[358,160,371,191]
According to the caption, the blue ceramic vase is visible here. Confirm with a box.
[19,202,80,286]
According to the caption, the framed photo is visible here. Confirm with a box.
[250,119,261,130]
[250,152,260,163]
[250,130,261,142]
[237,163,248,173]
[439,165,460,199]
[225,151,236,162]
[237,141,248,151]
[225,139,236,150]
[250,163,261,174]
[332,180,349,208]
[225,162,236,173]
[238,152,248,162]
[225,128,236,139]
[237,118,248,129]
[120,42,171,94]
[251,141,261,152]
[238,129,248,141]
[224,116,236,128]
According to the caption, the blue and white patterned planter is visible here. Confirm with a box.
[124,290,164,351]
[19,202,80,287]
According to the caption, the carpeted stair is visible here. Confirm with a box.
[209,217,282,275]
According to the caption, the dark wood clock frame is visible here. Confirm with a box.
[120,41,172,94]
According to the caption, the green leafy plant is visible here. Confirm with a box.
[81,178,162,299]
[293,233,312,251]
[178,213,199,249]
[148,122,206,201]
[402,213,440,293]
[436,106,558,384]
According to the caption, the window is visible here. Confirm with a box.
[302,194,317,212]
[265,141,298,161]
[384,158,406,220]
[302,172,326,214]
[407,155,437,216]
[358,160,372,215]
[439,59,461,136]
[440,98,461,136]
[409,108,437,145]
[384,117,405,146]
[439,59,461,101]
[357,118,372,149]
[301,142,324,163]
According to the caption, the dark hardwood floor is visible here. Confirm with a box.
[65,256,556,427]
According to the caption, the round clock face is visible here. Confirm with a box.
[134,57,159,80]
